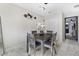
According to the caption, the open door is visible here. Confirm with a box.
[65,16,78,41]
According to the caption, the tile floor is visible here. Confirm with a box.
[57,39,79,56]
[0,43,3,55]
[1,39,79,56]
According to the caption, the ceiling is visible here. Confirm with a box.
[14,3,79,16]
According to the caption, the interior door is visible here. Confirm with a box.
[65,16,78,41]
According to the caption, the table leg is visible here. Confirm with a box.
[27,37,28,54]
[34,42,36,56]
[51,47,53,56]
[27,42,31,56]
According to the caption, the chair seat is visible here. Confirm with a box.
[44,40,51,48]
[44,40,51,45]
[35,41,41,47]
[35,41,41,49]
[30,41,41,48]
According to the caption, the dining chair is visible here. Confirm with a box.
[45,31,53,42]
[40,31,44,34]
[32,31,37,34]
[47,31,53,34]
[27,33,41,56]
[43,32,57,56]
[32,31,41,45]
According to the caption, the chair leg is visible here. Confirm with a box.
[41,41,44,56]
[51,47,53,56]
[28,43,31,56]
[34,44,36,56]
[27,40,29,55]
[54,46,57,55]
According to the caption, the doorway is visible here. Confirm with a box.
[65,16,78,41]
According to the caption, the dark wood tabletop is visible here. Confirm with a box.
[34,33,52,40]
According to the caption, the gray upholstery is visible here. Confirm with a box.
[43,32,57,56]
[27,33,41,56]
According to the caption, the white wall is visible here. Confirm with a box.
[45,9,79,44]
[48,11,79,43]
[0,18,2,43]
[0,3,42,52]
[44,11,63,44]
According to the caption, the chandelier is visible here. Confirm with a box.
[37,3,48,31]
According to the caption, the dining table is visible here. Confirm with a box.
[27,32,52,56]
[35,33,52,55]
